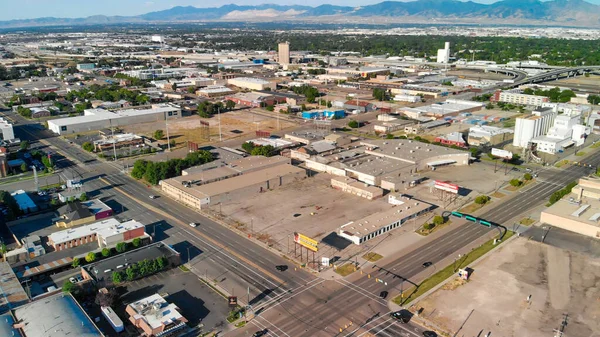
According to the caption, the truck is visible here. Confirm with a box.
[101,306,124,333]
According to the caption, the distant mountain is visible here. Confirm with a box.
[0,0,599,28]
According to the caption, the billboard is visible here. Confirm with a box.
[491,148,513,160]
[294,232,319,252]
[228,296,238,307]
[434,180,459,194]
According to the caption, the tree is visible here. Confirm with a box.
[79,193,88,201]
[301,104,307,111]
[20,140,29,151]
[157,256,167,270]
[62,281,76,294]
[469,147,480,158]
[101,248,111,258]
[423,222,435,230]
[153,129,164,140]
[348,120,359,128]
[20,162,28,172]
[95,287,119,306]
[187,86,196,94]
[509,179,523,187]
[485,103,494,110]
[242,142,256,153]
[474,195,490,205]
[432,215,445,226]
[112,271,124,284]
[523,88,534,95]
[250,145,276,157]
[132,237,141,248]
[588,95,600,105]
[85,252,97,263]
[115,242,127,253]
[169,139,176,148]
[265,105,274,112]
[126,266,137,281]
[225,100,236,110]
[131,160,149,179]
[385,134,395,139]
[82,142,94,152]
[72,257,80,268]
[41,155,53,170]
[372,88,387,101]
[524,173,533,181]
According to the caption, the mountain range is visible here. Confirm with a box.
[1,0,599,28]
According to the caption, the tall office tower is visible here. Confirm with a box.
[278,41,290,66]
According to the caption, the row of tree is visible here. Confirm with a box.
[65,84,150,105]
[71,238,143,268]
[241,142,278,157]
[522,87,576,103]
[0,190,21,221]
[197,100,235,118]
[112,256,168,284]
[130,150,214,185]
[291,85,320,103]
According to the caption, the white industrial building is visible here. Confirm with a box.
[531,112,588,154]
[0,117,14,141]
[120,68,200,80]
[227,77,275,91]
[393,94,421,103]
[541,102,592,116]
[513,108,558,148]
[436,42,451,64]
[48,104,181,135]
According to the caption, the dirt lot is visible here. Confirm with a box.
[547,74,600,92]
[416,238,600,337]
[122,109,298,148]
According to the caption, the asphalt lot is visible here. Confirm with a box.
[119,268,231,334]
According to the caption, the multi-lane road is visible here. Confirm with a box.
[6,107,600,336]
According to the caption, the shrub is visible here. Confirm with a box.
[115,242,127,253]
[153,129,164,140]
[348,120,359,128]
[62,281,76,293]
[524,173,532,181]
[474,195,490,205]
[82,142,94,152]
[423,223,435,230]
[72,257,80,268]
[132,237,141,248]
[509,179,522,187]
[85,252,97,263]
[101,248,111,258]
[432,215,445,226]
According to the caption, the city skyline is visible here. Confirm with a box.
[1,0,600,21]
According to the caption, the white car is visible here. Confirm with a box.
[189,223,198,228]
[69,276,83,284]
[149,195,156,199]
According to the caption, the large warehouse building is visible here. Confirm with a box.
[339,195,434,245]
[161,156,306,210]
[48,104,181,135]
[540,177,600,238]
[227,77,275,91]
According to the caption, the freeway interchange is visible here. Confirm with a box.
[6,108,599,337]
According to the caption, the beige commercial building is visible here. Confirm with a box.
[227,77,275,91]
[540,177,600,238]
[161,156,305,210]
[331,176,384,200]
[278,41,290,66]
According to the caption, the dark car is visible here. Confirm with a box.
[276,265,288,271]
[379,291,388,299]
[422,262,433,268]
[423,331,437,337]
[253,330,268,337]
[390,310,410,323]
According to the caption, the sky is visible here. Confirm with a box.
[1,0,599,21]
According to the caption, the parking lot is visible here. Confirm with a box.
[118,268,230,334]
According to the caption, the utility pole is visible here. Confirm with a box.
[165,112,171,152]
[110,119,117,162]
[218,107,222,142]
[553,313,568,337]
